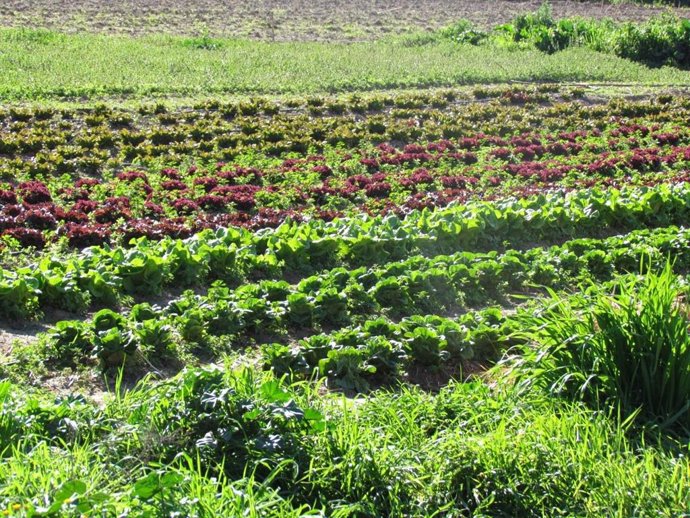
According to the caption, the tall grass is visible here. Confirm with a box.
[1,367,689,515]
[508,264,690,433]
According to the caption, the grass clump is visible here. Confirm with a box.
[508,264,690,433]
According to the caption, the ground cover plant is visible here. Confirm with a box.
[2,366,690,517]
[2,6,690,516]
[1,26,690,102]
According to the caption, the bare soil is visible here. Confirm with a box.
[1,0,688,41]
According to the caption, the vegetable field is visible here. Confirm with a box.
[2,5,690,517]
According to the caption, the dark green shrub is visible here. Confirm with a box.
[613,15,690,68]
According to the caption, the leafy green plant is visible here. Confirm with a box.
[362,336,406,380]
[79,267,121,306]
[319,347,375,392]
[117,251,168,295]
[501,14,607,54]
[439,20,487,45]
[180,29,225,51]
[262,343,310,378]
[178,307,209,344]
[47,320,92,368]
[203,243,243,284]
[41,272,91,314]
[285,292,314,328]
[370,277,411,316]
[126,368,324,482]
[92,309,137,367]
[313,289,348,326]
[134,319,175,357]
[404,327,448,366]
[292,336,328,370]
[165,242,207,286]
[0,274,40,320]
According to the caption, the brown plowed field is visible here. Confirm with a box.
[2,0,688,41]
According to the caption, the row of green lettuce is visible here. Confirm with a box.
[263,308,514,393]
[4,182,690,320]
[43,223,690,384]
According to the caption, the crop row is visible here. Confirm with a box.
[0,84,568,131]
[5,182,690,320]
[2,133,689,247]
[4,89,684,182]
[44,223,690,376]
[261,308,517,392]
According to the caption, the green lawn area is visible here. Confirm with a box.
[1,28,689,101]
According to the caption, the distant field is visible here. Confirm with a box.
[2,0,688,41]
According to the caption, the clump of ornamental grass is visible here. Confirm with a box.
[506,263,690,434]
